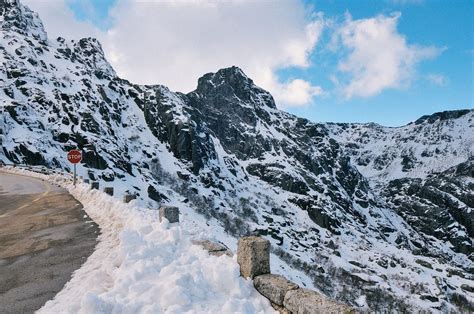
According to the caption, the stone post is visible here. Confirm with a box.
[159,206,179,223]
[237,236,270,279]
[91,181,99,190]
[123,194,137,203]
[84,178,90,184]
[104,187,114,196]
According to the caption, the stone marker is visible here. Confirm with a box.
[104,187,114,196]
[84,179,90,184]
[237,236,270,279]
[192,240,233,257]
[159,206,179,223]
[284,288,354,314]
[91,181,99,190]
[123,194,137,203]
[254,274,299,306]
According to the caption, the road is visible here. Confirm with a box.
[0,171,99,313]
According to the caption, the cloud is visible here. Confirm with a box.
[333,12,443,99]
[25,0,324,107]
[426,73,448,86]
[23,0,102,40]
[273,79,324,107]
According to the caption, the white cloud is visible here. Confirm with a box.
[426,73,448,86]
[333,12,443,99]
[274,79,324,107]
[23,0,102,40]
[25,0,324,107]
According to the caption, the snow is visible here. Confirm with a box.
[5,167,275,314]
[326,112,474,182]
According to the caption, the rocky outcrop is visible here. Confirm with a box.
[383,159,474,255]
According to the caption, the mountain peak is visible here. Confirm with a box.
[196,66,251,90]
[1,0,47,43]
[194,66,276,109]
[412,109,473,125]
[71,37,117,77]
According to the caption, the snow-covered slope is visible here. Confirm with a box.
[327,110,474,182]
[4,168,275,313]
[326,111,474,256]
[1,0,473,311]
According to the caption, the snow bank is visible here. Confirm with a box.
[4,168,275,314]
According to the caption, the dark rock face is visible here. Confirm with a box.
[186,67,276,160]
[0,0,46,43]
[384,159,474,255]
[141,85,217,174]
[147,185,169,203]
[413,109,471,125]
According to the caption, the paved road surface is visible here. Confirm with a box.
[0,171,99,313]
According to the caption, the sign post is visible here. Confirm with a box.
[67,150,82,186]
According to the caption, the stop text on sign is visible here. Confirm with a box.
[67,150,82,164]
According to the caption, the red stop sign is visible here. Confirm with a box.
[67,150,82,164]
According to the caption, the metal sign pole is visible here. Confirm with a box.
[73,163,76,186]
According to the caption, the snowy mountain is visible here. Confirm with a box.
[327,111,474,256]
[1,0,473,311]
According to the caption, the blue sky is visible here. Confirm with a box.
[61,0,474,126]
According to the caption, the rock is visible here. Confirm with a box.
[237,236,270,279]
[461,284,474,293]
[82,148,108,170]
[253,274,298,306]
[192,240,233,257]
[283,288,354,314]
[147,185,169,203]
[90,181,99,190]
[159,205,179,223]
[123,193,137,203]
[270,302,290,314]
[103,187,113,196]
[420,295,439,302]
[415,259,433,269]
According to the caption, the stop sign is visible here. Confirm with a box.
[67,150,82,164]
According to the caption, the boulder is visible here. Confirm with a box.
[159,206,179,223]
[123,193,137,203]
[283,288,353,314]
[237,236,270,279]
[192,240,233,257]
[253,274,298,306]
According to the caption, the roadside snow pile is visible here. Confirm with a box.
[5,168,274,314]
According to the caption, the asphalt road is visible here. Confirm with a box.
[0,171,99,313]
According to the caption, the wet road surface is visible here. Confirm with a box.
[0,171,99,313]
